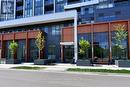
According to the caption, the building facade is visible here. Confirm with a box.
[0,0,130,64]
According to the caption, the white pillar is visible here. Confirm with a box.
[23,0,25,17]
[0,0,1,18]
[74,11,78,63]
[33,0,35,16]
[43,0,44,14]
[54,0,55,13]
[14,0,16,19]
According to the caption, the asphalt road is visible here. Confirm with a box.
[0,69,130,87]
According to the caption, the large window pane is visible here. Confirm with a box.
[34,0,43,16]
[29,39,38,62]
[5,41,12,59]
[17,40,26,62]
[93,32,109,63]
[112,32,128,60]
[78,33,92,59]
[25,0,33,17]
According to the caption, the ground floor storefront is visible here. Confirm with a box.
[0,20,130,64]
[0,21,73,63]
[0,30,44,62]
[61,20,130,64]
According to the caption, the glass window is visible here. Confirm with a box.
[17,40,26,62]
[55,0,64,12]
[29,39,38,62]
[93,32,109,62]
[48,44,56,55]
[0,0,14,21]
[78,33,92,59]
[112,32,128,60]
[25,0,33,17]
[51,25,60,35]
[34,0,43,16]
[5,41,12,59]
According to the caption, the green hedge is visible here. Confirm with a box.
[12,66,45,70]
[67,68,130,74]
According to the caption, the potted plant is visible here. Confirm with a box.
[113,24,130,67]
[6,40,20,64]
[77,38,92,66]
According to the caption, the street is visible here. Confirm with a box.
[0,69,130,87]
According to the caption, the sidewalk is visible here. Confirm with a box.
[0,63,130,71]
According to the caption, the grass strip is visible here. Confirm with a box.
[67,68,130,74]
[11,66,45,70]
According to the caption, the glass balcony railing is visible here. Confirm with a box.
[16,0,23,3]
[16,6,23,11]
[67,0,81,5]
[45,0,54,5]
[45,11,54,14]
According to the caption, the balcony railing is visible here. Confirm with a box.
[45,0,54,5]
[16,0,23,3]
[67,0,81,5]
[16,6,23,11]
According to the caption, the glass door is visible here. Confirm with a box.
[63,45,74,63]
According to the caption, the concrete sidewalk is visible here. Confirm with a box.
[0,63,130,71]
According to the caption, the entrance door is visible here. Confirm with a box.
[63,45,74,63]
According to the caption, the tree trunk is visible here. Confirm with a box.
[39,50,40,59]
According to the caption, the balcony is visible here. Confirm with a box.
[114,0,130,6]
[45,0,54,6]
[64,0,99,10]
[16,6,23,11]
[16,0,23,6]
[114,0,129,3]
[0,10,77,29]
[16,0,23,2]
[67,0,81,5]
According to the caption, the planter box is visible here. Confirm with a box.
[34,59,56,65]
[115,60,130,67]
[76,59,92,66]
[6,59,21,64]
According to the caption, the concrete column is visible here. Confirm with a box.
[54,0,55,13]
[23,0,25,18]
[43,0,44,14]
[91,24,94,62]
[1,35,3,58]
[74,11,78,63]
[128,21,130,59]
[33,0,35,16]
[14,0,16,19]
[108,23,112,62]
[60,45,64,62]
[25,32,28,62]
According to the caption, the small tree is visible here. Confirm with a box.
[35,31,45,59]
[113,24,127,49]
[9,40,18,59]
[113,24,128,59]
[79,38,90,59]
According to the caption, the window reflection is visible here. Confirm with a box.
[112,32,128,60]
[34,0,43,16]
[25,0,33,17]
[93,32,109,63]
[78,33,92,59]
